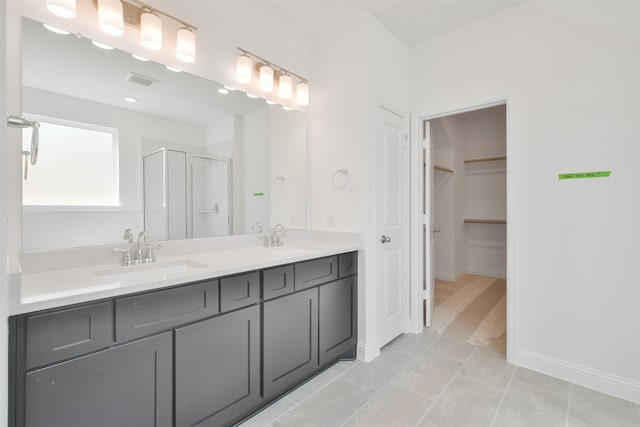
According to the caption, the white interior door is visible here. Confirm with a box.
[424,120,436,327]
[376,104,410,347]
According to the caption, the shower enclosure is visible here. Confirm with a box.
[143,148,231,240]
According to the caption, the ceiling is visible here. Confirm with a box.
[248,1,525,47]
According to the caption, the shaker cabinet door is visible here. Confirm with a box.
[263,288,318,399]
[319,277,357,365]
[175,305,261,427]
[25,332,172,427]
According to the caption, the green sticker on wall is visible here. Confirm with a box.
[558,171,611,180]
[253,192,264,196]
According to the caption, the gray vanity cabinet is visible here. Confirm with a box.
[175,305,261,427]
[319,276,357,366]
[263,288,319,399]
[24,332,172,427]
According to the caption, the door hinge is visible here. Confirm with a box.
[422,289,429,300]
[421,214,428,225]
[421,141,428,150]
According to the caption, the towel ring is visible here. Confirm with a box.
[332,168,349,190]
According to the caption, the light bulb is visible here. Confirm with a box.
[176,27,196,63]
[46,0,76,19]
[98,0,124,36]
[141,11,162,50]
[259,65,274,92]
[278,74,292,99]
[236,55,252,84]
[296,82,309,106]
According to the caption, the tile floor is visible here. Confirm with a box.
[239,331,640,427]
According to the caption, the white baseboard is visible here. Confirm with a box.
[357,341,380,363]
[516,348,640,404]
[435,272,455,281]
[466,267,506,279]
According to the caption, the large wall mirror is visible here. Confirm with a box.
[21,17,307,252]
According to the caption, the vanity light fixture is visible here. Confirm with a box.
[124,97,137,103]
[246,93,258,99]
[236,47,309,106]
[266,100,277,105]
[282,106,293,111]
[46,0,198,62]
[46,0,76,19]
[166,65,181,72]
[140,9,162,50]
[43,23,70,35]
[91,40,115,50]
[223,85,237,91]
[218,88,229,95]
[98,0,124,36]
[132,53,149,61]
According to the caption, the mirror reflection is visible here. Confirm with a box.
[21,17,307,252]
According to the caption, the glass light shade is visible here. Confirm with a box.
[296,82,309,106]
[278,74,292,99]
[176,28,196,63]
[236,55,252,84]
[98,0,124,36]
[140,12,162,50]
[259,65,274,92]
[46,0,76,19]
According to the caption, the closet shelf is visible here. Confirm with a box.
[434,165,454,174]
[463,219,506,224]
[463,156,507,164]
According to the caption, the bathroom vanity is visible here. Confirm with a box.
[8,245,358,427]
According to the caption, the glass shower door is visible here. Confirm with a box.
[191,156,231,238]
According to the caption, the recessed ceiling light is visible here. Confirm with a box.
[266,100,276,105]
[246,93,258,99]
[43,24,70,35]
[125,97,137,103]
[218,88,229,95]
[166,65,181,72]
[91,40,114,50]
[223,85,236,91]
[282,106,293,111]
[132,54,149,61]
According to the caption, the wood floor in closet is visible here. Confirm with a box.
[431,274,506,355]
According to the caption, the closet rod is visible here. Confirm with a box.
[434,165,454,174]
[463,156,506,164]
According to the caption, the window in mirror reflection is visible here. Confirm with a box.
[22,115,119,206]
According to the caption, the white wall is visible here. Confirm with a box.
[306,8,410,360]
[412,1,640,402]
[22,87,206,251]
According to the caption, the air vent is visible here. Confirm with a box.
[125,72,157,87]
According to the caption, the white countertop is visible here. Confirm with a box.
[9,235,360,316]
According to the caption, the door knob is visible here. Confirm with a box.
[381,235,391,244]
[432,227,440,233]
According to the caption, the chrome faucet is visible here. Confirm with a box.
[137,231,161,263]
[251,222,263,233]
[114,228,135,265]
[263,223,286,248]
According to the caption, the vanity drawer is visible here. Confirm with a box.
[220,272,260,312]
[294,256,338,291]
[115,280,219,342]
[26,301,113,369]
[338,252,358,278]
[263,265,295,301]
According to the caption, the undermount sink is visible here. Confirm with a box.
[95,260,209,282]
